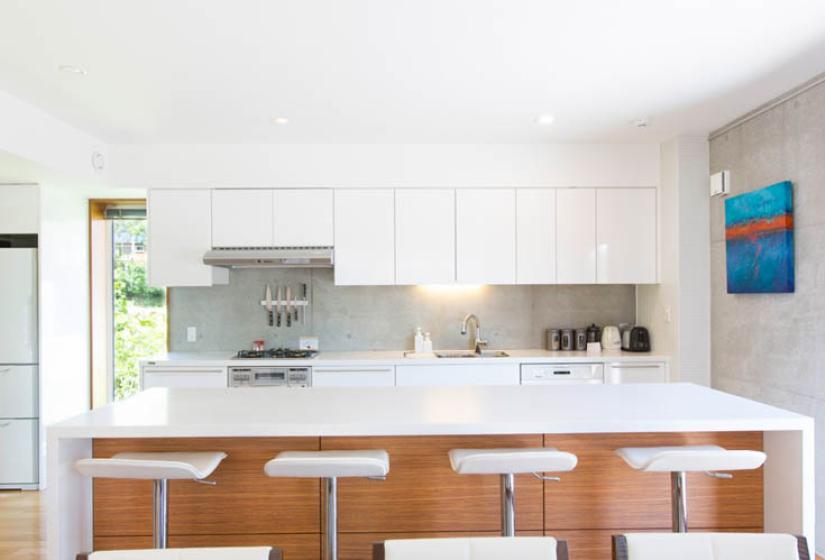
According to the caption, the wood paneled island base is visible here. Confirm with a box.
[91,432,763,560]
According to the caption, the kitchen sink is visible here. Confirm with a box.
[434,350,510,358]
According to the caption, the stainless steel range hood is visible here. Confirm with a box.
[203,247,334,268]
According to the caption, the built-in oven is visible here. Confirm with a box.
[229,366,312,388]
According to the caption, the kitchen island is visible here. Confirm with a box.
[47,383,814,560]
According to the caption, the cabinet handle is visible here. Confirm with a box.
[315,369,392,374]
[610,364,662,369]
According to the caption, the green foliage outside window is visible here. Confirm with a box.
[113,220,166,401]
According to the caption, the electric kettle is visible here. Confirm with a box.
[601,325,622,350]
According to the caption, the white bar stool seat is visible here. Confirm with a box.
[76,451,227,549]
[264,449,390,560]
[264,450,389,478]
[448,448,577,537]
[614,445,766,532]
[78,546,281,560]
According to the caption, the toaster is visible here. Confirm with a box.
[622,326,651,352]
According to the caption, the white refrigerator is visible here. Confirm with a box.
[0,235,39,489]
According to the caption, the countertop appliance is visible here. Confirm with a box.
[623,327,651,352]
[234,348,318,360]
[229,366,312,387]
[601,326,622,350]
[0,234,39,489]
[520,363,604,385]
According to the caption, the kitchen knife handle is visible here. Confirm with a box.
[268,310,274,327]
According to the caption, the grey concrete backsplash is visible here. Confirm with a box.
[169,268,635,351]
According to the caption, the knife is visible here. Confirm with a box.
[275,286,282,327]
[301,283,307,324]
[285,286,292,327]
[265,284,273,327]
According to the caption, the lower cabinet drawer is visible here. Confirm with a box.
[0,365,38,417]
[605,362,668,384]
[312,366,396,388]
[396,364,520,387]
[0,418,38,485]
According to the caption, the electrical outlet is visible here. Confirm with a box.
[186,326,197,342]
[664,305,672,324]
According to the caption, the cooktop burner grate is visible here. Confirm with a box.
[234,348,318,360]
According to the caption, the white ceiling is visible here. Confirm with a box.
[1,0,825,144]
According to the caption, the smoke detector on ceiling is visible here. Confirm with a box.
[632,117,651,128]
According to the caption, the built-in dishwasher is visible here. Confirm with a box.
[520,363,604,385]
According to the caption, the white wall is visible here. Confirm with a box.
[109,143,659,189]
[38,185,91,469]
[637,136,710,384]
[0,90,108,184]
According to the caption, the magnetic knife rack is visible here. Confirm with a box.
[261,284,309,327]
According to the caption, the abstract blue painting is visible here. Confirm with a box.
[725,181,794,293]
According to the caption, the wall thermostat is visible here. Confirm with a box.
[710,170,730,197]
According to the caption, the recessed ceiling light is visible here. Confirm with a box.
[632,117,651,128]
[271,116,289,125]
[58,65,87,75]
[535,114,556,126]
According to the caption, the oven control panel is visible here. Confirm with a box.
[229,367,312,388]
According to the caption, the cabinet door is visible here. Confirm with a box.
[605,362,667,384]
[212,189,274,247]
[0,419,37,484]
[0,366,37,417]
[141,367,228,390]
[395,364,520,386]
[556,189,596,284]
[456,189,516,284]
[516,189,557,284]
[334,190,395,285]
[274,189,334,247]
[0,185,39,234]
[596,188,657,284]
[148,190,228,287]
[312,366,395,387]
[395,189,455,285]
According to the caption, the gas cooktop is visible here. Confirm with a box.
[233,348,318,360]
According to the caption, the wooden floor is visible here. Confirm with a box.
[0,490,45,560]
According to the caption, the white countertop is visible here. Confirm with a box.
[141,349,669,368]
[48,383,811,439]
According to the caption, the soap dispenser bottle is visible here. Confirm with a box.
[414,327,425,353]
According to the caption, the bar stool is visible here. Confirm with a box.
[77,547,282,560]
[614,445,766,532]
[76,451,227,549]
[264,450,390,560]
[448,448,578,537]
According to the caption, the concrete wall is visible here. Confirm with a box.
[168,269,635,352]
[710,79,825,551]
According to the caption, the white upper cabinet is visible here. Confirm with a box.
[395,189,455,285]
[0,185,39,234]
[273,189,333,247]
[334,189,395,285]
[456,189,516,284]
[148,189,228,287]
[596,188,657,284]
[516,189,557,284]
[556,189,597,284]
[211,189,274,247]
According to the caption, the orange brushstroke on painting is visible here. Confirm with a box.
[726,214,793,241]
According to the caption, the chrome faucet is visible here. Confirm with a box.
[461,313,489,354]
